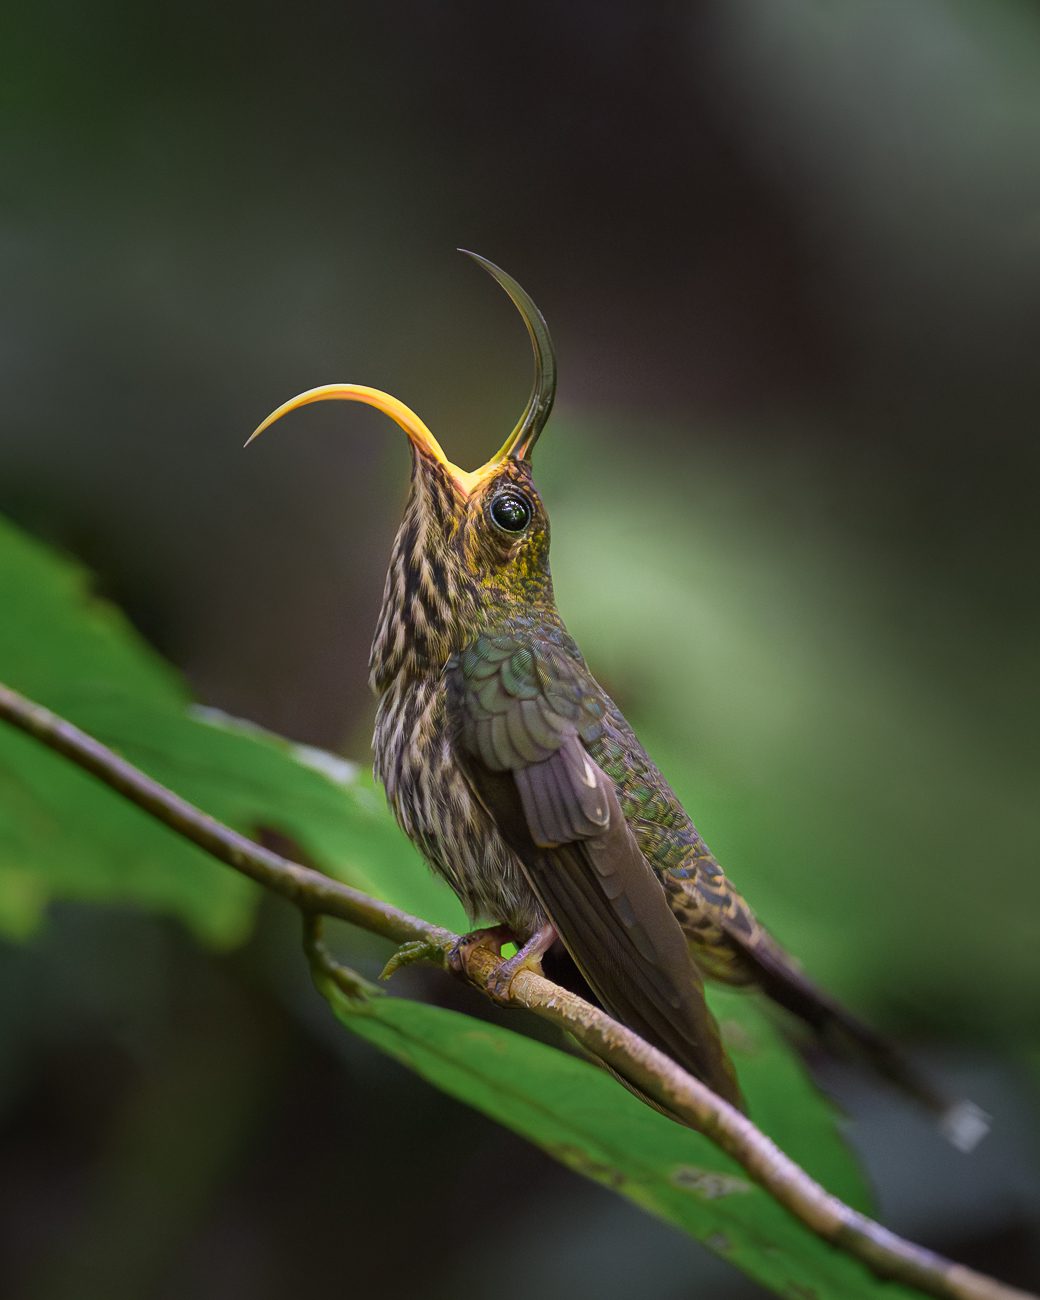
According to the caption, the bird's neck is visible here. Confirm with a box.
[370,553,565,696]
[369,470,476,694]
[371,551,569,702]
[369,459,566,697]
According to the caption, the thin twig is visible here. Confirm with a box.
[0,681,1031,1300]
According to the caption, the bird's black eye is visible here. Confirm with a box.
[489,490,532,534]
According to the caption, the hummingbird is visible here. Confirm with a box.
[248,252,985,1142]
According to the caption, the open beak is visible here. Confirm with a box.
[245,252,556,495]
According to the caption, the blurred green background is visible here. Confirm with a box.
[1,1,1038,1295]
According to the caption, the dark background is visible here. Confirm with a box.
[1,2,1038,1296]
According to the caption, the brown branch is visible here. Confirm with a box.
[0,680,1031,1300]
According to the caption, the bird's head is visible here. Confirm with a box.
[247,253,559,690]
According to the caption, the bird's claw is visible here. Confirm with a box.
[448,925,514,982]
[379,938,443,981]
[485,950,545,1003]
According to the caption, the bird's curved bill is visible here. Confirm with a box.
[246,253,555,493]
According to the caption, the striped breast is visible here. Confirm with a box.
[373,673,546,935]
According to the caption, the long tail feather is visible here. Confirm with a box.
[743,938,990,1150]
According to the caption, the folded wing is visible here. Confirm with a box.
[448,633,744,1110]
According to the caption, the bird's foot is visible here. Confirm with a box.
[485,923,559,1003]
[379,938,444,982]
[448,925,515,983]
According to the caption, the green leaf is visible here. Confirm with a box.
[319,974,916,1300]
[0,514,466,943]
